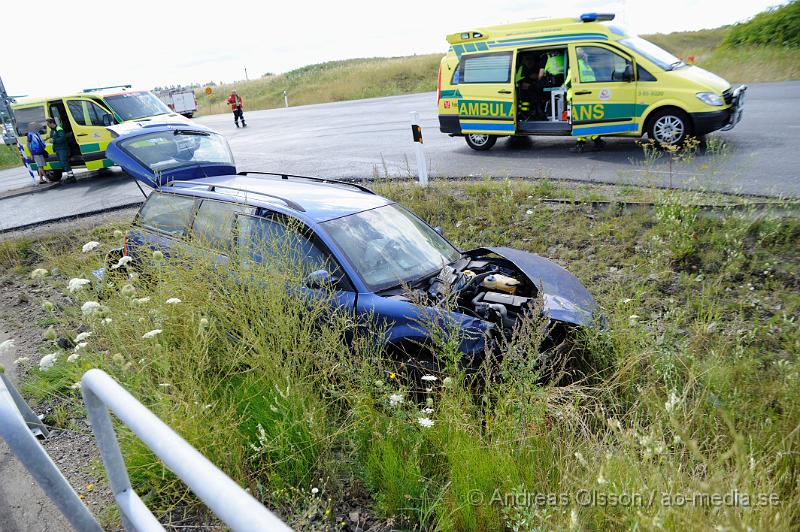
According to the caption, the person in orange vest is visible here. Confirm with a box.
[226,90,246,128]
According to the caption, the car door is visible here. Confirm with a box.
[568,44,640,137]
[452,50,517,135]
[235,212,357,312]
[190,199,255,265]
[65,98,116,170]
[129,191,198,260]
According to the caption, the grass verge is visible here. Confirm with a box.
[0,144,21,171]
[6,179,800,530]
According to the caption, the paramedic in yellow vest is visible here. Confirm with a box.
[515,55,540,119]
[538,51,565,87]
[566,48,606,153]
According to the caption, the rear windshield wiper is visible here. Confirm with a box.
[174,129,210,136]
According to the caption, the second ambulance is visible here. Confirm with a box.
[437,13,746,151]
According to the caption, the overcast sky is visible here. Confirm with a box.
[4,0,785,97]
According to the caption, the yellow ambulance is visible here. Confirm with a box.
[437,13,746,150]
[11,86,191,180]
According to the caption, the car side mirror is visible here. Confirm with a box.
[623,64,633,82]
[305,269,333,289]
[433,226,444,236]
[102,113,114,126]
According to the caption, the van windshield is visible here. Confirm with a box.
[104,91,172,121]
[619,37,684,71]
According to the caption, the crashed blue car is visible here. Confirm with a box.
[106,122,598,365]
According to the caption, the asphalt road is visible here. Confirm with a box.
[1,80,798,231]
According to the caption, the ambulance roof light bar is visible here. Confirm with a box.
[580,13,615,22]
[82,85,132,93]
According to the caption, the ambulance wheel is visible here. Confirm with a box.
[464,134,497,151]
[46,170,62,182]
[647,109,692,146]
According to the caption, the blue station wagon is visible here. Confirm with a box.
[107,123,599,365]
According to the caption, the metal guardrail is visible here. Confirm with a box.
[1,368,291,531]
[81,369,291,531]
[0,372,103,531]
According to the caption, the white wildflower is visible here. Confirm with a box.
[75,332,92,342]
[73,342,87,352]
[311,487,319,495]
[622,298,632,304]
[68,278,91,292]
[426,397,434,407]
[442,376,453,388]
[628,314,640,326]
[41,300,54,312]
[134,297,151,305]
[158,383,170,388]
[389,393,403,406]
[70,382,81,390]
[67,353,80,363]
[422,407,434,414]
[30,268,48,279]
[121,284,136,297]
[0,339,15,357]
[165,298,182,305]
[417,417,434,428]
[420,375,437,382]
[39,353,58,371]
[199,317,209,330]
[101,317,113,325]
[14,356,29,365]
[111,256,133,270]
[597,469,609,486]
[113,230,124,238]
[455,220,462,228]
[142,329,162,339]
[82,241,101,253]
[665,391,681,413]
[526,209,534,215]
[81,301,101,316]
[152,250,164,260]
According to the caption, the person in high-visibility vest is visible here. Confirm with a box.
[46,118,76,182]
[226,90,247,128]
[565,49,605,153]
[515,55,540,119]
[538,51,565,87]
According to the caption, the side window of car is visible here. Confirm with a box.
[237,213,344,281]
[85,101,111,126]
[637,65,657,81]
[67,100,87,126]
[192,200,254,251]
[459,52,513,83]
[137,192,196,237]
[576,46,632,83]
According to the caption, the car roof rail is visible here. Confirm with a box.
[236,171,375,195]
[166,180,306,212]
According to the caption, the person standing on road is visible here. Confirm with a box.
[226,90,247,128]
[46,118,75,182]
[26,122,49,184]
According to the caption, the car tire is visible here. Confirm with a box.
[647,108,692,146]
[464,134,498,151]
[46,170,62,182]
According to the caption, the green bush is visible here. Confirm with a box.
[724,0,800,47]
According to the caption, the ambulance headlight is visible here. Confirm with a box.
[696,92,723,106]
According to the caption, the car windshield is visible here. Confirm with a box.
[117,130,234,174]
[619,37,684,70]
[104,91,172,121]
[322,204,461,291]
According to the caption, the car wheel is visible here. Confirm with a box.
[464,134,498,151]
[46,170,62,182]
[647,109,692,146]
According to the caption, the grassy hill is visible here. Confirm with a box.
[195,4,799,116]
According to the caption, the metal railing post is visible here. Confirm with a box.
[0,374,103,532]
[80,369,290,532]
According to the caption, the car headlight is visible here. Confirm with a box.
[696,92,723,106]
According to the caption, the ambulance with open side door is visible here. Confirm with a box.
[437,13,746,151]
[11,86,191,180]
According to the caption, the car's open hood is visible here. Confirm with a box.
[106,123,236,189]
[466,247,598,326]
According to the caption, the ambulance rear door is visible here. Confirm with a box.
[568,43,640,137]
[453,50,516,136]
[64,98,116,170]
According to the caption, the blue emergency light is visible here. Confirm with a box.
[580,13,615,22]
